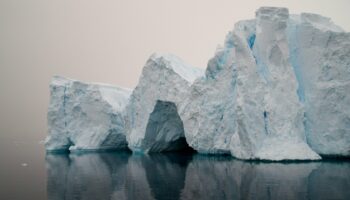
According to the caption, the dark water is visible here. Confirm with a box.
[1,141,350,200]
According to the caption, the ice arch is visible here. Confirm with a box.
[125,53,204,153]
[141,100,192,152]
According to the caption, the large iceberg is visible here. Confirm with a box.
[182,7,349,159]
[46,7,350,160]
[124,53,203,152]
[181,7,321,160]
[45,76,131,152]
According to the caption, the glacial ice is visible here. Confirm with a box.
[124,53,204,152]
[45,76,131,152]
[287,13,350,156]
[46,7,349,160]
[181,7,321,160]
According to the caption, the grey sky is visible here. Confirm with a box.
[0,0,349,141]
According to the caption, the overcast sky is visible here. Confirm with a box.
[0,0,349,141]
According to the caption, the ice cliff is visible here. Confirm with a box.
[46,7,350,160]
[45,76,131,152]
[287,13,350,156]
[181,7,321,160]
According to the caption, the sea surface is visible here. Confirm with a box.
[1,141,350,200]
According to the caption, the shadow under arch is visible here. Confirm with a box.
[142,100,194,152]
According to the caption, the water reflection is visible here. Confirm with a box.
[46,152,350,200]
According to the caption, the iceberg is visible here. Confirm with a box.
[181,7,321,160]
[45,7,349,160]
[125,53,204,152]
[45,76,131,152]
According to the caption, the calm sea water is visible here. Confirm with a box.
[1,141,350,200]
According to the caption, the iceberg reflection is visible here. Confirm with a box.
[46,153,350,200]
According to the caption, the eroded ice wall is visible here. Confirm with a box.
[45,76,131,152]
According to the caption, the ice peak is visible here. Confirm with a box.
[256,7,289,21]
[51,75,72,86]
[148,53,203,83]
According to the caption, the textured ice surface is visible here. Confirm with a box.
[45,76,131,152]
[125,53,204,152]
[287,14,350,156]
[182,7,321,160]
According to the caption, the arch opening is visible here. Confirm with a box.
[142,100,193,152]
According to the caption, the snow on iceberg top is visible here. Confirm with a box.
[148,53,204,83]
[50,75,132,111]
[51,75,131,91]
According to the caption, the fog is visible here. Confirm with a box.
[0,0,349,142]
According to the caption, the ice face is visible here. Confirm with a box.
[182,7,320,160]
[124,53,203,153]
[287,13,350,156]
[45,76,131,152]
